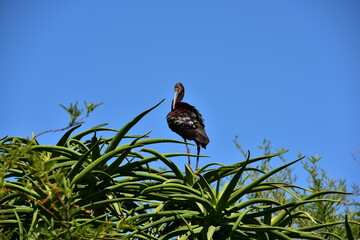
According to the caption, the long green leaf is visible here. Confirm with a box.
[112,150,190,178]
[169,194,215,214]
[104,132,150,175]
[70,123,112,140]
[30,145,81,159]
[140,148,184,180]
[345,215,355,240]
[238,224,324,239]
[129,172,169,182]
[29,209,39,234]
[185,164,196,186]
[158,223,200,240]
[55,124,82,147]
[67,137,102,181]
[77,182,148,205]
[104,99,164,154]
[196,174,217,205]
[5,182,41,199]
[70,144,141,185]
[81,197,153,210]
[271,190,349,226]
[141,183,201,196]
[14,210,24,240]
[227,208,252,239]
[49,124,82,158]
[216,151,250,212]
[128,212,199,238]
[0,207,34,215]
[202,151,286,184]
[296,220,360,233]
[206,225,219,240]
[71,138,183,185]
[50,160,79,171]
[245,199,338,220]
[228,157,304,207]
[228,198,282,213]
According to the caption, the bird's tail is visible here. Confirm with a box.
[195,128,209,149]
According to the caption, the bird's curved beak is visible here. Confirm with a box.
[172,90,179,110]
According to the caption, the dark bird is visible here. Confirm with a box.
[166,82,209,170]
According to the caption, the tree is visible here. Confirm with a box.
[0,100,359,239]
[233,137,360,239]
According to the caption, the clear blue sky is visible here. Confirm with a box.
[1,1,359,186]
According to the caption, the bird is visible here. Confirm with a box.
[166,82,209,170]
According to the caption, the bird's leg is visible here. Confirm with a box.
[196,144,200,171]
[184,139,191,166]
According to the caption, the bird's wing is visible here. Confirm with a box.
[167,103,205,130]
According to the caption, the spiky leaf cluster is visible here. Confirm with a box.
[0,100,358,239]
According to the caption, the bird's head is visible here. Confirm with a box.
[172,82,184,110]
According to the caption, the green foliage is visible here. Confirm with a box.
[59,101,103,127]
[234,137,360,239]
[1,101,359,239]
[36,101,103,137]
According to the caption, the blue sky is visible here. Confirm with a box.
[1,1,359,186]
